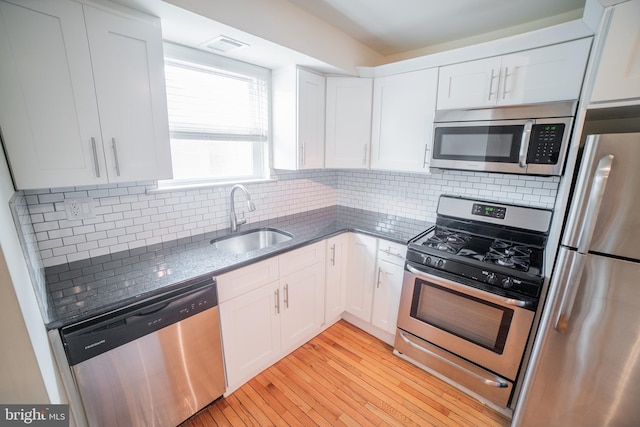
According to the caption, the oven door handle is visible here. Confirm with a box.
[405,264,533,309]
[398,330,509,388]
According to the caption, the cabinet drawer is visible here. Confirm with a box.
[377,240,407,266]
[279,241,326,277]
[217,257,279,303]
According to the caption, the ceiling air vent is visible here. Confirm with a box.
[202,35,249,53]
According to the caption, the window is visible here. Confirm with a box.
[160,43,270,187]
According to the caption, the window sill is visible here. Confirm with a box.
[148,178,277,194]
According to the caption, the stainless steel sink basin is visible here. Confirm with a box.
[211,228,293,254]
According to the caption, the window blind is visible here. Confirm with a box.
[164,58,268,142]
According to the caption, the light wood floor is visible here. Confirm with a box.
[181,320,511,427]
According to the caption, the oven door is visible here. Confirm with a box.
[396,263,534,381]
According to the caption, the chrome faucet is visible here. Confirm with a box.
[229,184,256,232]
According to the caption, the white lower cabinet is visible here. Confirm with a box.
[344,234,406,345]
[371,246,406,335]
[279,262,325,354]
[219,234,407,392]
[218,280,281,392]
[344,233,378,322]
[325,234,348,323]
[218,241,325,393]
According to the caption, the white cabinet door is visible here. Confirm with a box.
[344,233,377,322]
[325,234,348,322]
[84,6,171,183]
[371,68,438,172]
[591,0,640,104]
[298,68,326,169]
[325,77,372,169]
[272,67,325,170]
[280,262,325,354]
[499,38,591,106]
[371,259,404,334]
[437,57,502,110]
[219,281,281,392]
[0,0,106,188]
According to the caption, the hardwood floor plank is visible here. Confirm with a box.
[180,320,511,427]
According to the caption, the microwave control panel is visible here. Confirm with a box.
[527,124,566,164]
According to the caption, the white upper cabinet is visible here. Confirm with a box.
[325,77,373,169]
[590,0,640,104]
[437,57,502,110]
[437,38,592,110]
[371,68,438,173]
[272,67,326,170]
[0,0,171,189]
[83,6,171,183]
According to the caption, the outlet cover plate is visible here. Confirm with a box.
[64,198,95,220]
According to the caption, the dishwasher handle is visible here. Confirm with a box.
[62,276,217,366]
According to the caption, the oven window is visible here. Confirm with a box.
[410,279,513,354]
[433,125,522,162]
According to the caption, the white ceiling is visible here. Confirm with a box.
[112,0,589,74]
[285,0,586,57]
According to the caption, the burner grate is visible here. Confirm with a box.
[423,230,471,254]
[483,240,532,271]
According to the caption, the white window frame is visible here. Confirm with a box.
[158,42,271,189]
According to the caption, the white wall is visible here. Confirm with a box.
[0,147,63,403]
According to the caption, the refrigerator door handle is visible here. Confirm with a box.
[575,153,614,254]
[554,249,586,333]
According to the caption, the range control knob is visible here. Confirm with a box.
[486,273,497,285]
[437,259,445,268]
[425,257,432,265]
[502,277,514,289]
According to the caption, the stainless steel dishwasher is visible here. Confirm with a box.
[61,277,225,427]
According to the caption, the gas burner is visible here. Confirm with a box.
[424,229,471,254]
[484,240,532,271]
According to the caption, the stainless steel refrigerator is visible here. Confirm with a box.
[513,114,640,426]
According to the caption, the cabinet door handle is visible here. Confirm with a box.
[423,144,430,168]
[362,144,368,165]
[284,284,289,309]
[275,289,280,314]
[376,267,383,289]
[383,246,405,259]
[91,138,100,178]
[488,69,498,100]
[111,138,121,176]
[330,244,336,266]
[501,66,511,100]
[300,143,305,167]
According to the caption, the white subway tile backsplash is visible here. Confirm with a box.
[22,168,559,265]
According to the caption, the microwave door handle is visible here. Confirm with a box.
[518,120,533,168]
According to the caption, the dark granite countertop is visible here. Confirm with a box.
[45,206,433,329]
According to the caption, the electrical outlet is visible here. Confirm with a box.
[64,198,95,220]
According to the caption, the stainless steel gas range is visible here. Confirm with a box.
[394,195,552,408]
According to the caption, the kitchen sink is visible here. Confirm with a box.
[211,228,293,254]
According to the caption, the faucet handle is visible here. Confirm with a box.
[237,211,247,226]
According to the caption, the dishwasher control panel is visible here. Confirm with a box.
[61,279,217,366]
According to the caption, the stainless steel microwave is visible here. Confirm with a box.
[431,101,577,176]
